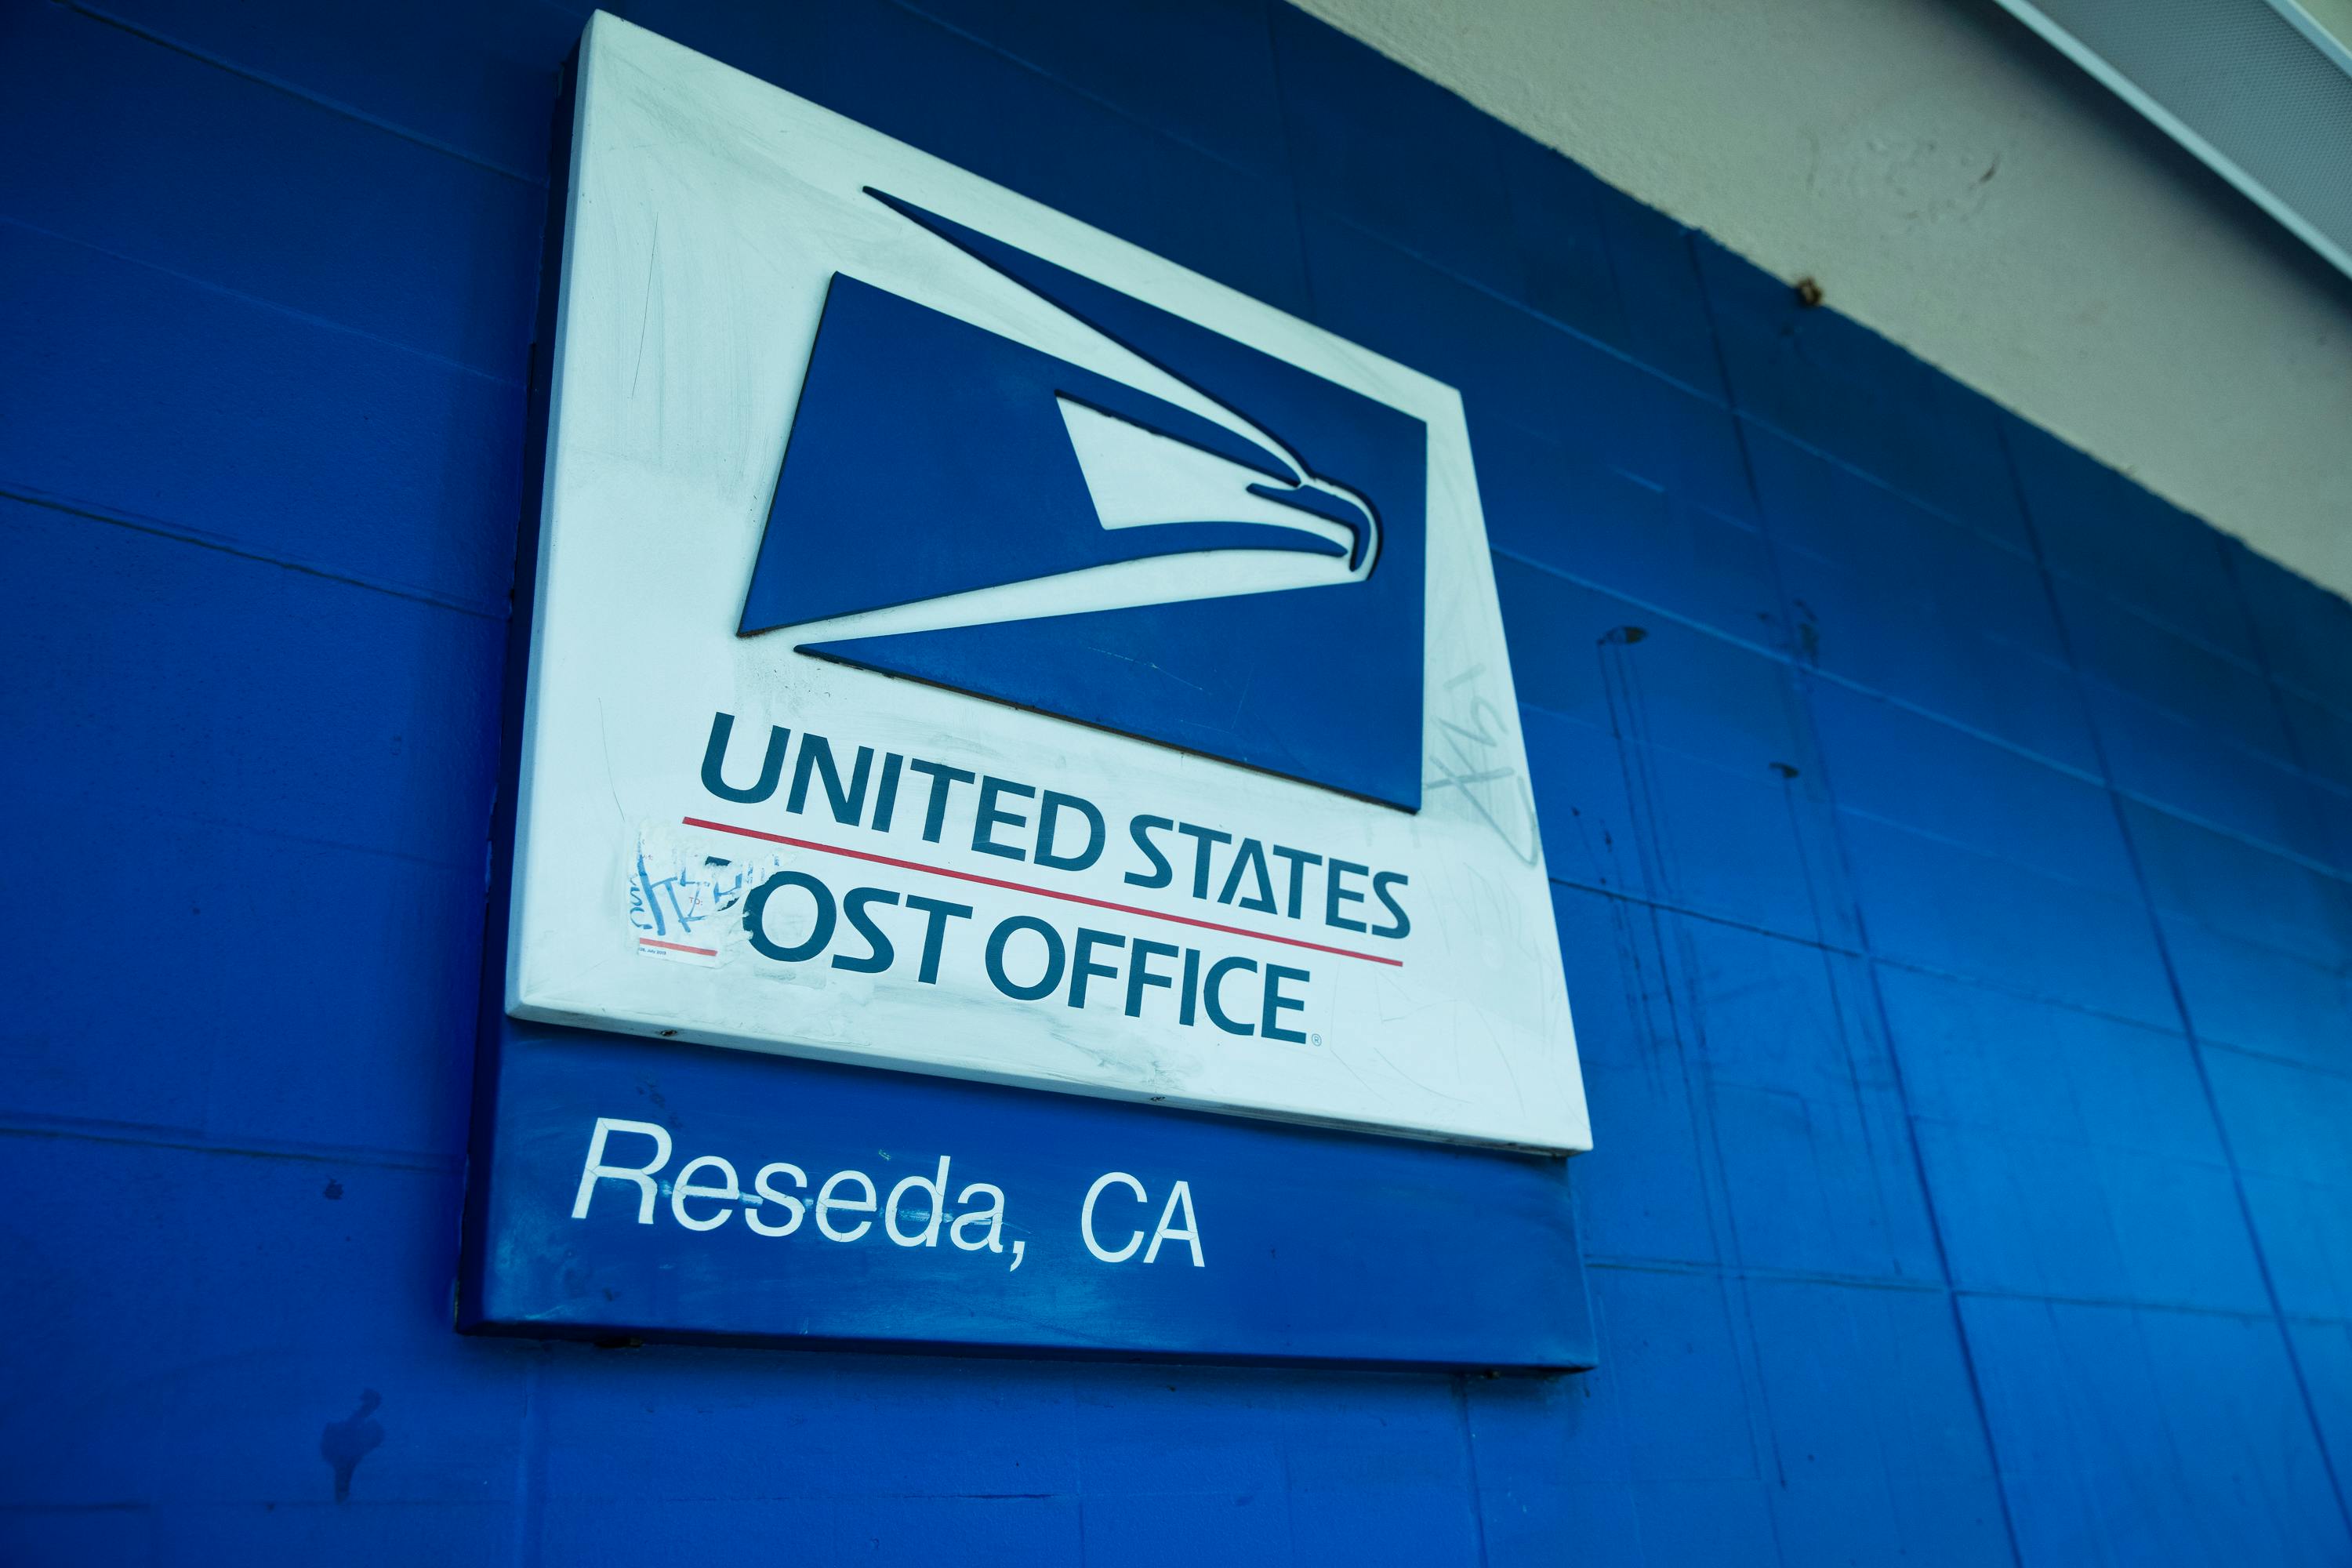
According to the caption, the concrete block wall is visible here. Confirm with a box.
[4,0,2350,1560]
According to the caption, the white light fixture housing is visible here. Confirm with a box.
[1993,0,2352,281]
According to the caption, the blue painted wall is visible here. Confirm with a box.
[5,0,2352,1560]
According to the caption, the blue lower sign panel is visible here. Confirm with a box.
[460,1018,1593,1367]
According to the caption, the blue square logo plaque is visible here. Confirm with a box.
[505,15,1588,1154]
[746,194,1426,811]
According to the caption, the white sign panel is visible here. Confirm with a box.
[510,13,1589,1152]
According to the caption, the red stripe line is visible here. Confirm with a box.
[681,815,1404,967]
[638,936,718,956]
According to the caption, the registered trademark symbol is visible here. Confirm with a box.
[1310,1033,1322,1046]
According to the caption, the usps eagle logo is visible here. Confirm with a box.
[740,192,1427,811]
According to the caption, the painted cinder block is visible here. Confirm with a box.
[2085,676,2340,866]
[2291,1319,2352,1494]
[1498,561,1859,947]
[1693,234,2031,552]
[1805,677,2132,892]
[0,496,502,864]
[1271,5,1521,298]
[60,0,591,180]
[2234,536,2352,716]
[2124,796,2352,964]
[0,495,499,1156]
[0,2,543,376]
[6,0,2352,1559]
[1519,703,1652,901]
[2050,574,2287,765]
[2007,412,2263,664]
[0,227,524,613]
[2278,684,2352,794]
[1299,212,1755,521]
[1494,557,1817,775]
[1504,132,1728,402]
[1573,1265,1782,1555]
[1661,915,1939,1285]
[1741,1277,2013,1565]
[1546,884,1716,1268]
[2205,1047,2352,1322]
[898,0,1294,179]
[0,1137,530,1517]
[1964,1294,2350,1566]
[1836,808,2180,1029]
[2160,913,2352,1076]
[1746,423,2101,776]
[1879,966,2270,1315]
[1477,415,1779,652]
